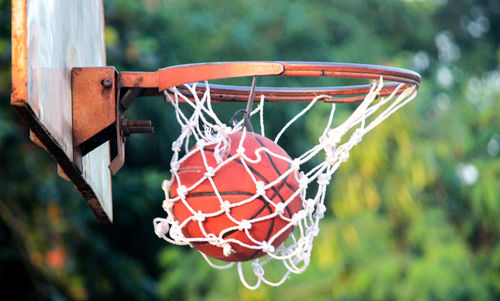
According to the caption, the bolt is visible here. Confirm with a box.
[129,126,155,134]
[120,119,154,137]
[101,79,113,88]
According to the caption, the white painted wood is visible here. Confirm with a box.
[27,0,112,220]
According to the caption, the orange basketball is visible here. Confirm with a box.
[170,131,303,262]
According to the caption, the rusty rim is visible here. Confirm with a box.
[119,61,421,103]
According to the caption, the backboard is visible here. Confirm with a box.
[11,0,112,222]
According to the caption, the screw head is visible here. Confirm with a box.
[101,79,113,88]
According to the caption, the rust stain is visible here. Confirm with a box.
[72,67,116,147]
[11,0,28,106]
[119,71,158,89]
[134,76,144,87]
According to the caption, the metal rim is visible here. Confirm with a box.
[176,82,407,103]
[119,61,421,103]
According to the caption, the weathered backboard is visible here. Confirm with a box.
[11,0,112,222]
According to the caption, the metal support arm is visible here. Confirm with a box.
[72,67,154,176]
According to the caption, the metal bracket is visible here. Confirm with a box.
[71,67,154,176]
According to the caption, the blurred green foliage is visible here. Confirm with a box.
[1,0,500,300]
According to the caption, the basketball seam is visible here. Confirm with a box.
[185,193,273,255]
[223,134,296,259]
[251,134,296,218]
[248,134,297,259]
[176,134,297,260]
[203,146,289,253]
[204,148,291,210]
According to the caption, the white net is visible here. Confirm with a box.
[153,78,418,289]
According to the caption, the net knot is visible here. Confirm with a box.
[205,166,216,178]
[220,200,232,212]
[319,129,341,149]
[171,141,182,152]
[306,225,320,237]
[153,218,170,238]
[261,242,275,253]
[296,237,309,260]
[297,249,311,264]
[236,146,246,156]
[256,181,266,196]
[252,262,264,277]
[171,162,180,173]
[214,124,231,136]
[291,158,301,171]
[292,210,307,226]
[275,203,285,215]
[305,198,316,213]
[181,124,192,135]
[327,129,342,146]
[352,128,364,145]
[169,222,186,241]
[317,173,330,185]
[239,219,252,231]
[222,243,234,256]
[176,185,188,198]
[338,149,350,162]
[162,199,174,212]
[194,211,206,222]
[325,151,336,166]
[314,203,327,219]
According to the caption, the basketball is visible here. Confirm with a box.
[169,131,303,262]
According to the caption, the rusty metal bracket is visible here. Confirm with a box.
[108,87,154,175]
[72,67,154,176]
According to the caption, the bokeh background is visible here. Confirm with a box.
[1,0,500,300]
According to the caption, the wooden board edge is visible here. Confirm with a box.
[12,103,113,223]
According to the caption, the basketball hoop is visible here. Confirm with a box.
[150,61,421,289]
[10,3,423,286]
